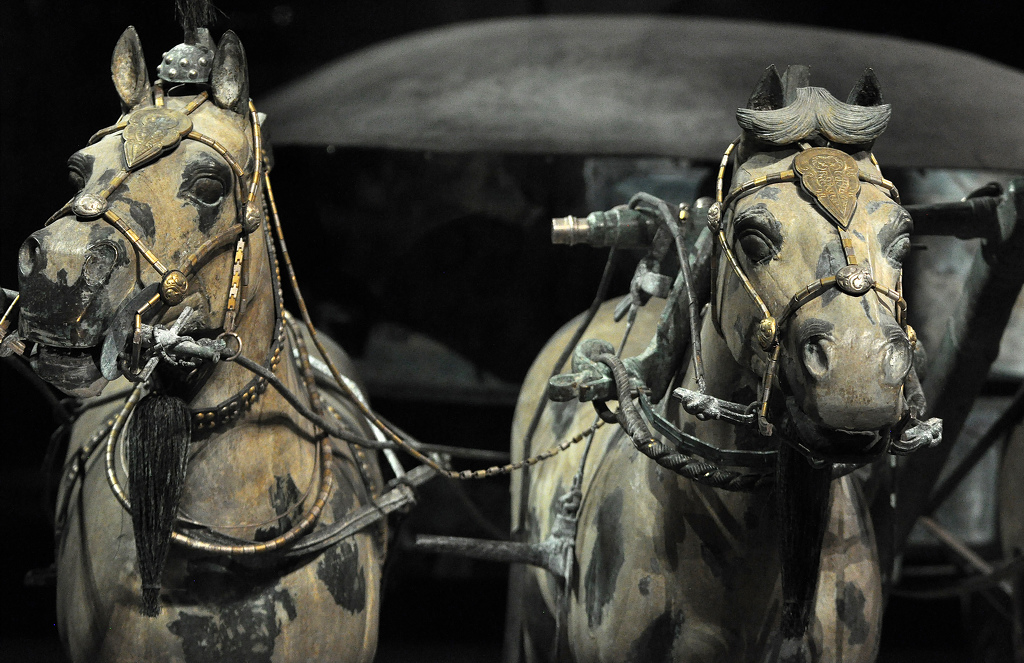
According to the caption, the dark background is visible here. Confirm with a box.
[2,1,1022,661]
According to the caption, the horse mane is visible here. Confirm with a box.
[735,65,890,150]
[736,86,891,146]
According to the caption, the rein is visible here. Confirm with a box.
[550,139,940,488]
[41,84,572,555]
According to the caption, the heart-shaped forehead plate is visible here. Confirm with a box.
[122,107,193,170]
[793,147,861,228]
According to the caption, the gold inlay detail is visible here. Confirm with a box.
[122,107,193,169]
[793,147,861,228]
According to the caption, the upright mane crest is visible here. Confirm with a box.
[736,68,891,146]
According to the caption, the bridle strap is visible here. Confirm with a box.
[55,88,254,299]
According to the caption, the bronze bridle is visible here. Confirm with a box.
[706,139,914,437]
[44,83,568,558]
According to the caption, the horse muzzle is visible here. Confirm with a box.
[784,317,912,432]
[17,219,136,396]
[780,396,890,463]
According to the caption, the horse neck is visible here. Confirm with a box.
[671,315,762,453]
[187,227,283,411]
[172,231,320,527]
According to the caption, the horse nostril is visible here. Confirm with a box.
[19,237,42,277]
[883,334,913,385]
[802,337,831,380]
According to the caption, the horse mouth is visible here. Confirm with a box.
[31,344,108,398]
[782,397,887,463]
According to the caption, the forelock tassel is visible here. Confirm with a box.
[126,392,191,617]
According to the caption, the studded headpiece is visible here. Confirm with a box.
[157,28,215,84]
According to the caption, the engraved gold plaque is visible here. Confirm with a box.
[122,107,193,169]
[793,147,861,228]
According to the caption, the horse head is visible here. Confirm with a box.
[17,26,265,398]
[712,65,914,460]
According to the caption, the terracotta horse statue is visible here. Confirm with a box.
[507,65,940,662]
[11,24,400,662]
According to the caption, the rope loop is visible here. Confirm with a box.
[594,352,773,492]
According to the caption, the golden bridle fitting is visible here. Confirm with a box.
[706,139,915,436]
[47,86,271,371]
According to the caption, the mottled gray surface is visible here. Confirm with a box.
[258,16,1024,169]
[903,169,1024,378]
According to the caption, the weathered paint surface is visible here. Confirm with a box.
[31,31,386,663]
[509,300,884,662]
[508,144,910,661]
[55,344,385,663]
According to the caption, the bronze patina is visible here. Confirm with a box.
[9,20,402,662]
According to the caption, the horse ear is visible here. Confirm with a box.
[847,68,884,106]
[746,65,785,111]
[781,65,810,106]
[111,27,151,112]
[210,30,249,114]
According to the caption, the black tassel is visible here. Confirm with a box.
[175,0,216,32]
[775,442,833,661]
[126,392,191,617]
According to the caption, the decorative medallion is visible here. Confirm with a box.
[835,264,873,295]
[72,192,108,219]
[793,147,861,228]
[242,203,262,234]
[706,201,722,232]
[159,270,190,306]
[122,107,193,170]
[757,316,777,350]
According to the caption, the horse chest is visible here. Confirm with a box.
[567,443,783,662]
[55,396,383,663]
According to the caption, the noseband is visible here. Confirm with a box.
[706,140,913,436]
[42,85,290,433]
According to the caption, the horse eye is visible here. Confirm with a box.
[68,169,85,194]
[190,177,225,206]
[732,204,782,265]
[885,234,911,265]
[737,230,777,264]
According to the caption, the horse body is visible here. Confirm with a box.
[55,338,384,662]
[509,67,913,662]
[511,301,882,662]
[17,27,386,662]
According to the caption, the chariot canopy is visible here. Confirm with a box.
[258,15,1024,170]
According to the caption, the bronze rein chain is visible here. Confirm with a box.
[53,87,590,557]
